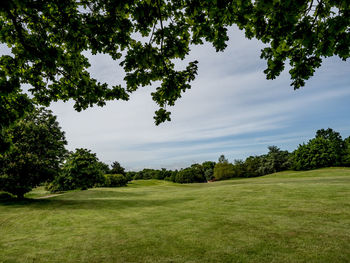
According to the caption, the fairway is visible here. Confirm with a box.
[1,168,350,263]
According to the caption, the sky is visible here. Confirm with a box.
[2,27,350,170]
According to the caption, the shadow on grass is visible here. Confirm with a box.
[0,190,194,211]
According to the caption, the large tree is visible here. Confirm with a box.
[1,0,349,150]
[0,107,67,198]
[293,128,346,170]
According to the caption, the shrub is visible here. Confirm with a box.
[104,174,128,187]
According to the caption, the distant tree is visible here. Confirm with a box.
[232,159,246,178]
[110,161,126,175]
[157,168,172,180]
[126,171,137,181]
[48,148,104,192]
[202,161,216,181]
[293,128,346,170]
[218,155,228,164]
[175,167,206,184]
[0,108,67,198]
[213,162,235,181]
[343,136,350,167]
[98,161,111,174]
[244,156,264,177]
[265,146,292,173]
[103,174,129,187]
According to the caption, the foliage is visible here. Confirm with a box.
[98,161,111,174]
[232,159,246,178]
[0,108,67,198]
[218,155,228,164]
[343,136,350,167]
[47,148,104,192]
[265,146,292,173]
[1,1,349,151]
[213,162,235,181]
[110,161,126,175]
[103,174,129,187]
[202,161,216,181]
[175,166,206,184]
[293,128,346,170]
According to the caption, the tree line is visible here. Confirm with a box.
[1,108,350,198]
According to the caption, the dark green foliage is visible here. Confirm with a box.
[266,146,292,172]
[98,162,111,174]
[232,159,246,178]
[202,161,216,181]
[213,162,235,180]
[48,149,104,192]
[164,170,178,182]
[175,167,206,184]
[0,108,67,198]
[242,156,265,178]
[2,1,348,150]
[131,168,174,180]
[343,137,350,167]
[110,161,126,175]
[218,155,228,164]
[103,174,128,187]
[293,128,346,170]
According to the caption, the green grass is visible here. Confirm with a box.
[1,168,350,263]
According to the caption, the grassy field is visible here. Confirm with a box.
[1,168,350,263]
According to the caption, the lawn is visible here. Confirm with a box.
[1,168,350,263]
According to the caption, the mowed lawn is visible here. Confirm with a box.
[1,168,350,263]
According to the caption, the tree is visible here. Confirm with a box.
[110,161,126,175]
[1,1,349,150]
[343,136,350,166]
[98,161,111,174]
[213,162,235,181]
[48,148,104,192]
[218,155,228,164]
[265,146,291,173]
[103,174,129,187]
[202,161,216,181]
[293,128,346,170]
[175,167,206,184]
[0,108,67,198]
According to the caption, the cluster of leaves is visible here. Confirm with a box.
[1,0,349,152]
[293,128,350,170]
[0,107,67,198]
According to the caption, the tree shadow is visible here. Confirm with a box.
[0,190,194,211]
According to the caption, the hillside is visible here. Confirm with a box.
[1,168,350,262]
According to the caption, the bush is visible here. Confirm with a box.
[104,174,128,187]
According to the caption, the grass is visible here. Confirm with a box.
[1,168,350,263]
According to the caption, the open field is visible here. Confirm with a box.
[1,168,350,263]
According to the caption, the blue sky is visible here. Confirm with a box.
[3,27,349,170]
